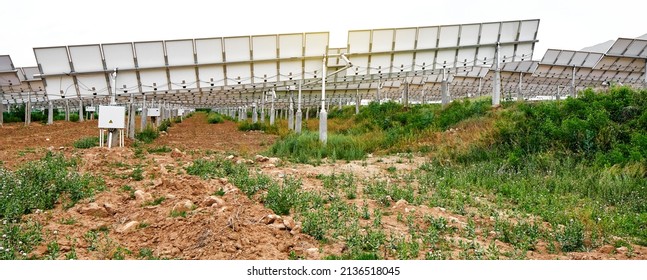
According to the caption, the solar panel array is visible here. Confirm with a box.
[2,19,646,115]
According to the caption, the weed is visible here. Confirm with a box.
[207,113,225,124]
[0,152,105,219]
[138,248,159,260]
[73,137,99,149]
[555,220,585,252]
[135,126,159,143]
[45,240,60,260]
[288,250,303,260]
[300,209,327,241]
[158,119,172,132]
[263,176,300,216]
[142,197,165,207]
[130,166,144,181]
[213,188,225,196]
[147,146,172,153]
[59,217,76,225]
[170,210,187,218]
[137,222,149,229]
[112,246,132,260]
[361,202,370,220]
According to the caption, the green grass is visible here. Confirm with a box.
[170,210,187,218]
[0,152,105,219]
[0,153,104,260]
[130,166,144,181]
[135,126,159,143]
[263,176,301,215]
[207,113,225,124]
[142,197,165,207]
[238,121,279,134]
[269,131,367,163]
[269,98,491,162]
[185,157,273,197]
[147,146,172,153]
[73,137,99,149]
[158,119,172,132]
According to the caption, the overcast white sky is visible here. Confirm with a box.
[2,0,646,67]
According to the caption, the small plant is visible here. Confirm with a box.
[130,166,144,181]
[45,240,60,260]
[288,250,303,260]
[555,220,585,252]
[170,210,187,218]
[83,230,100,251]
[138,247,159,260]
[135,126,159,143]
[120,185,135,199]
[386,166,397,173]
[147,146,172,153]
[301,209,327,241]
[213,188,225,196]
[137,222,150,229]
[158,119,172,132]
[112,246,132,260]
[207,113,224,124]
[142,197,165,207]
[64,237,78,260]
[264,177,300,216]
[59,217,76,225]
[73,137,99,149]
[361,202,371,220]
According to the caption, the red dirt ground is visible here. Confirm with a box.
[1,113,645,260]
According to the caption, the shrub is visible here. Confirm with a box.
[158,119,172,132]
[73,137,99,149]
[135,126,159,143]
[207,113,224,124]
[555,220,585,252]
[264,176,301,215]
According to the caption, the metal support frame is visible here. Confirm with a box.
[355,88,360,114]
[493,42,502,106]
[288,88,294,130]
[441,68,450,107]
[421,88,426,104]
[403,81,409,108]
[24,91,32,126]
[78,98,84,122]
[296,81,302,133]
[261,94,266,123]
[518,72,523,102]
[99,128,124,148]
[319,55,328,143]
[128,101,135,139]
[47,101,53,124]
[64,100,70,121]
[0,102,4,126]
[141,94,147,130]
[571,65,577,98]
[269,89,275,125]
[376,79,381,103]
